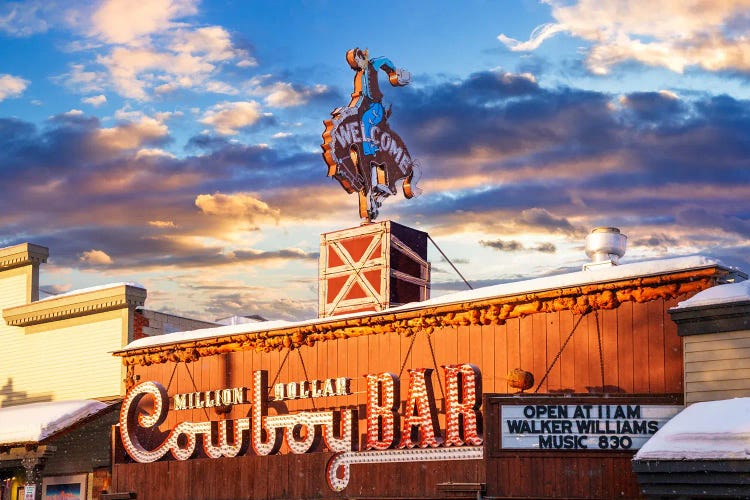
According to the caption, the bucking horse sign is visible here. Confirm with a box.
[322,48,421,222]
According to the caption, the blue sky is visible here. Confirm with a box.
[1,0,749,322]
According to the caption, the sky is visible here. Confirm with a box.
[1,0,749,323]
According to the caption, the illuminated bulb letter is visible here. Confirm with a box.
[251,370,282,455]
[443,364,483,446]
[365,372,400,450]
[398,368,440,448]
[119,381,170,463]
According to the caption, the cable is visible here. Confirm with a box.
[427,235,473,290]
[534,312,588,393]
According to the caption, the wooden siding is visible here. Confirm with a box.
[113,295,689,499]
[44,406,120,475]
[684,329,750,404]
[0,267,31,311]
[0,310,127,406]
[113,455,482,500]
[483,395,680,499]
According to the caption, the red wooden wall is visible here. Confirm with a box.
[112,296,686,499]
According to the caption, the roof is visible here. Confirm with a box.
[635,398,750,460]
[674,280,750,310]
[36,281,145,303]
[402,255,724,310]
[0,399,111,446]
[4,282,147,327]
[116,255,729,356]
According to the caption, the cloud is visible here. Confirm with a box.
[0,74,29,101]
[248,78,331,108]
[204,291,316,322]
[15,0,261,105]
[96,116,169,151]
[195,192,281,226]
[42,283,73,295]
[55,2,254,100]
[236,57,257,68]
[79,249,113,265]
[205,81,238,95]
[148,220,177,228]
[535,242,557,253]
[135,148,175,159]
[517,208,578,235]
[632,233,678,248]
[479,239,524,251]
[675,207,750,237]
[619,91,686,123]
[2,70,750,317]
[82,94,107,106]
[499,23,566,52]
[169,25,236,62]
[479,239,557,253]
[55,64,106,94]
[0,0,56,36]
[90,0,198,45]
[199,101,264,135]
[182,277,318,321]
[499,0,750,74]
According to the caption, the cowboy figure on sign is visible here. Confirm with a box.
[322,48,421,222]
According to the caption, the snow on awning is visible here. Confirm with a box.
[0,399,110,446]
[635,398,750,460]
[674,280,750,310]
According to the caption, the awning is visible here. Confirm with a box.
[635,397,750,460]
[0,399,110,447]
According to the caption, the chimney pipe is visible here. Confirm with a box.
[583,227,627,270]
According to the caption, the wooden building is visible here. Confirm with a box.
[0,243,216,500]
[634,281,750,498]
[109,223,740,499]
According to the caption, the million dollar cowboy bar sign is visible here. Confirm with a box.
[119,364,482,492]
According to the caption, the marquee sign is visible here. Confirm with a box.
[119,364,482,492]
[321,48,421,222]
[501,403,682,451]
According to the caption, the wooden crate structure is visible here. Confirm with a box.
[319,221,430,317]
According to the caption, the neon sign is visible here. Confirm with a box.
[321,48,421,222]
[119,364,482,491]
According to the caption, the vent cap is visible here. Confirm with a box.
[584,227,627,270]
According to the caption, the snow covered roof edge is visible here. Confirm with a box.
[674,279,750,310]
[635,397,750,461]
[37,281,145,303]
[117,255,731,353]
[0,399,114,446]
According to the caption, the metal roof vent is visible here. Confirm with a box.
[583,227,627,271]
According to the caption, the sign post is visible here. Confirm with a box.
[23,484,35,500]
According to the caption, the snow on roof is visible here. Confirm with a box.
[0,399,110,445]
[635,398,750,461]
[36,281,145,303]
[674,280,750,310]
[123,319,294,351]
[119,255,724,353]
[396,255,723,311]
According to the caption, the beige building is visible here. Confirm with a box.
[669,280,750,405]
[0,243,216,500]
[0,244,146,407]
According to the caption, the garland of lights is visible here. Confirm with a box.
[119,274,720,383]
